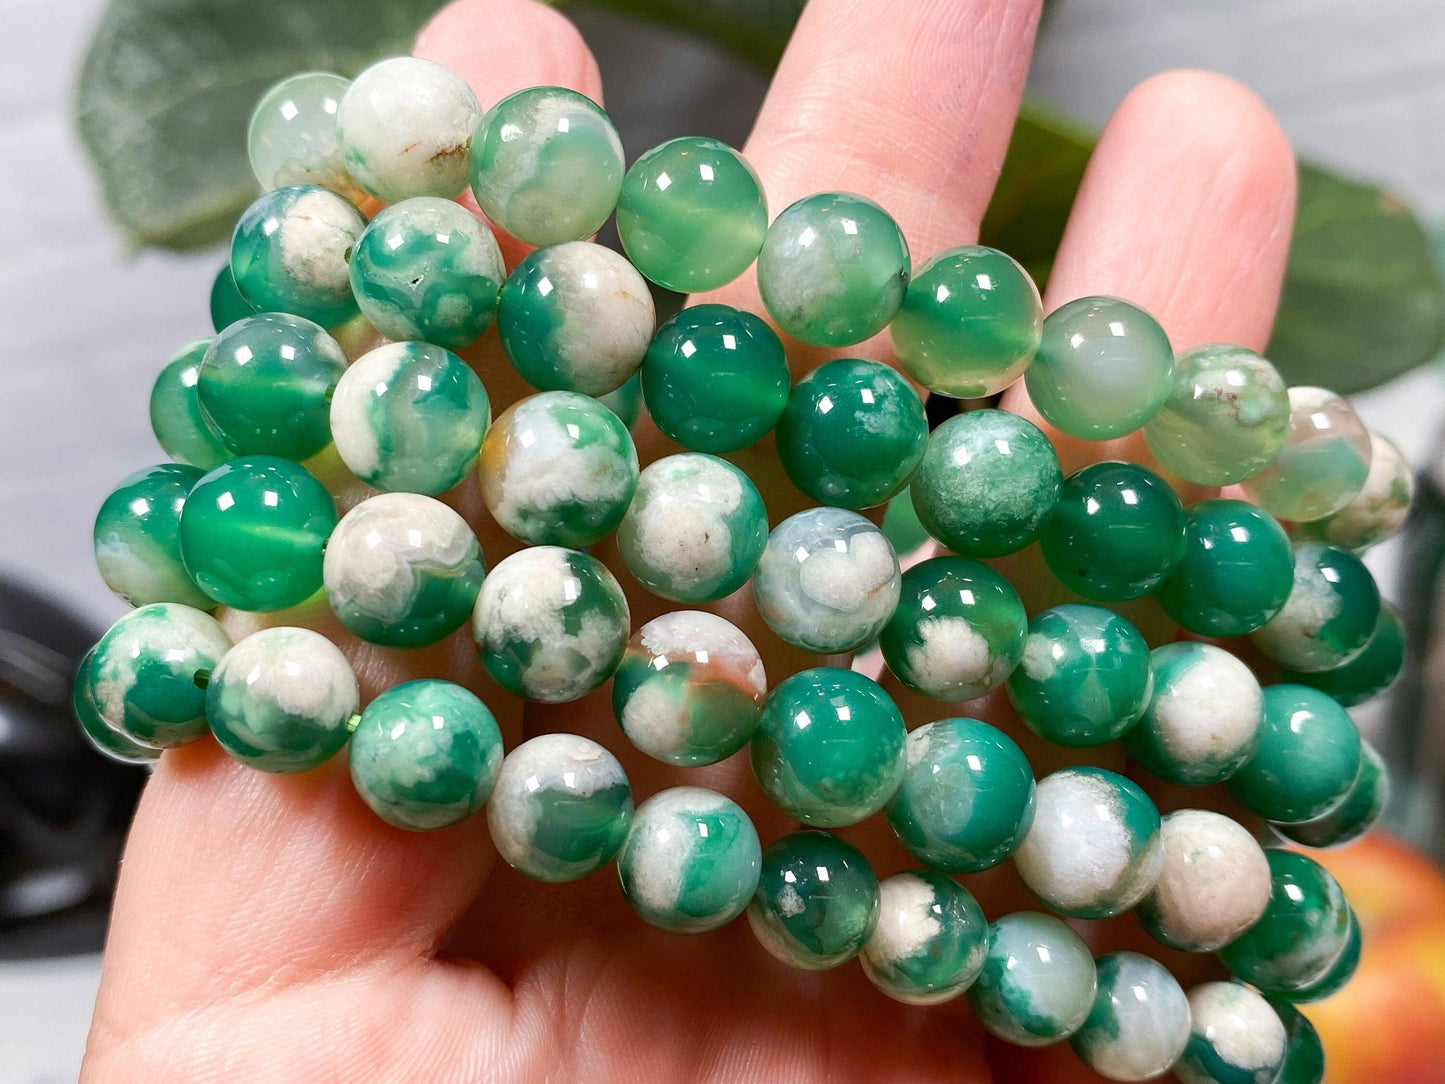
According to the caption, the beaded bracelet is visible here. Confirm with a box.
[78,55,1414,1084]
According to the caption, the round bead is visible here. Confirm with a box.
[206,626,358,773]
[1070,952,1191,1082]
[909,408,1061,558]
[615,136,768,292]
[1250,542,1380,673]
[597,375,641,429]
[1281,601,1404,707]
[471,546,629,703]
[486,733,633,882]
[1142,344,1291,486]
[247,71,361,201]
[757,192,909,347]
[967,912,1097,1046]
[1275,741,1389,849]
[497,241,655,396]
[1228,684,1362,824]
[209,264,254,333]
[1242,386,1372,523]
[612,611,766,766]
[229,185,363,328]
[150,340,230,470]
[860,870,989,1005]
[1175,982,1287,1084]
[1284,905,1360,1003]
[751,508,901,654]
[93,464,213,609]
[179,456,337,612]
[468,86,623,245]
[747,830,879,970]
[775,358,928,509]
[1006,605,1153,747]
[641,304,789,453]
[617,787,761,933]
[616,453,768,604]
[1272,1000,1326,1084]
[1014,766,1163,919]
[1290,431,1414,551]
[478,391,638,547]
[885,717,1035,873]
[72,649,162,764]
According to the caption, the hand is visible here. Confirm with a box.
[82,1,1296,1079]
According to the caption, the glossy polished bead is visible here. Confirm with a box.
[1070,952,1191,1082]
[1275,741,1389,849]
[1271,1001,1326,1084]
[1229,684,1362,824]
[612,611,766,766]
[1290,430,1414,551]
[751,508,901,654]
[879,556,1027,701]
[1242,386,1372,523]
[1006,605,1152,747]
[861,870,989,1006]
[909,408,1061,558]
[1284,905,1360,1003]
[885,717,1035,873]
[206,626,358,772]
[469,86,623,245]
[471,546,629,703]
[615,136,768,292]
[747,830,879,970]
[1251,542,1380,673]
[1142,344,1290,486]
[1176,982,1287,1084]
[94,464,213,609]
[967,912,1097,1047]
[617,787,761,933]
[72,649,161,764]
[478,391,638,547]
[1155,499,1294,637]
[1014,767,1163,919]
[486,733,633,882]
[230,185,363,327]
[178,456,337,612]
[598,375,641,428]
[150,340,230,470]
[209,264,254,332]
[641,304,789,453]
[775,358,928,509]
[1039,462,1186,600]
[1281,601,1404,707]
[247,71,362,201]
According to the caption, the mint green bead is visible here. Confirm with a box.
[1275,741,1389,849]
[179,456,337,612]
[197,312,347,460]
[230,185,363,327]
[1242,387,1372,523]
[1229,685,1361,824]
[861,870,989,1005]
[747,830,879,970]
[616,136,768,292]
[775,358,928,509]
[247,72,362,201]
[642,304,789,453]
[757,192,909,347]
[910,409,1061,558]
[890,245,1042,397]
[150,340,229,470]
[1028,296,1174,439]
[349,679,503,831]
[1282,905,1359,1003]
[1271,1000,1326,1084]
[967,912,1097,1046]
[72,649,162,764]
[1282,603,1404,707]
[885,717,1035,873]
[1289,431,1414,551]
[210,264,254,332]
[1250,543,1380,672]
[94,464,214,609]
[1176,982,1287,1084]
[1069,952,1191,1082]
[1155,499,1294,637]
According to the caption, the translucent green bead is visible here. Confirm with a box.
[909,408,1061,558]
[1228,685,1362,824]
[94,464,214,609]
[197,312,347,460]
[1271,1000,1326,1084]
[1027,296,1174,439]
[178,456,337,612]
[747,830,879,970]
[349,679,503,831]
[149,340,229,470]
[861,870,989,1005]
[469,86,624,245]
[1250,543,1380,672]
[1280,602,1404,707]
[1069,952,1191,1082]
[1006,604,1153,747]
[1176,983,1287,1084]
[775,358,928,509]
[1283,905,1360,1003]
[889,245,1042,397]
[71,649,162,764]
[756,192,910,347]
[230,185,363,328]
[209,263,255,332]
[1289,430,1414,551]
[641,304,789,453]
[1242,387,1372,523]
[879,556,1027,701]
[750,667,906,827]
[1275,741,1389,849]
[967,912,1097,1046]
[1155,499,1294,637]
[615,136,768,292]
[349,197,504,349]
[247,72,363,201]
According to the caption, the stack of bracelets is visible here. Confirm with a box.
[74,55,1416,1084]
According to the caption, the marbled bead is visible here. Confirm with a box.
[747,830,879,970]
[247,71,362,201]
[94,464,213,609]
[1155,499,1294,637]
[150,340,230,470]
[617,787,761,933]
[486,733,633,882]
[1290,431,1414,551]
[1271,1001,1326,1084]
[1275,741,1389,849]
[209,264,254,333]
[1283,905,1360,1003]
[1175,982,1287,1084]
[861,870,989,1006]
[230,185,363,328]
[1280,601,1404,707]
[71,649,161,764]
[1250,542,1380,672]
[1228,684,1362,824]
[967,912,1097,1046]
[1242,386,1372,523]
[1070,952,1191,1082]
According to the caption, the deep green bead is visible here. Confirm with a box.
[1275,741,1389,849]
[230,184,363,327]
[1176,982,1287,1084]
[860,870,989,1005]
[1250,542,1380,673]
[71,649,163,764]
[775,358,928,509]
[149,340,230,470]
[597,375,642,429]
[1242,387,1372,524]
[210,263,255,332]
[1069,952,1191,1081]
[1155,499,1294,637]
[1229,684,1362,824]
[1281,905,1360,1003]
[178,456,337,612]
[1270,1000,1326,1084]
[94,464,213,609]
[747,830,879,970]
[967,912,1097,1046]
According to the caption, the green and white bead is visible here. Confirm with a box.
[149,340,229,470]
[230,185,364,328]
[860,870,989,1005]
[247,72,363,202]
[93,464,213,609]
[1176,982,1287,1084]
[1276,741,1390,849]
[1229,685,1362,824]
[967,911,1097,1046]
[1242,386,1372,523]
[1069,952,1191,1082]
[1281,601,1405,707]
[1290,430,1414,551]
[1285,905,1361,1003]
[71,649,161,764]
[747,830,879,970]
[1250,542,1380,672]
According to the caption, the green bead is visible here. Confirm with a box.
[209,263,255,332]
[879,556,1027,701]
[1039,461,1186,601]
[94,464,214,609]
[909,408,1061,558]
[861,870,989,1005]
[1242,387,1372,523]
[597,375,642,429]
[1290,431,1414,551]
[1251,543,1380,672]
[247,71,362,202]
[1176,982,1287,1084]
[775,358,928,509]
[349,679,503,830]
[1275,740,1389,849]
[885,717,1035,873]
[1142,344,1290,487]
[747,830,879,970]
[468,86,624,245]
[149,340,230,470]
[1270,1000,1325,1084]
[967,912,1097,1046]
[616,136,768,292]
[890,245,1042,397]
[617,787,762,933]
[230,185,363,327]
[1282,905,1360,1003]
[1069,952,1191,1082]
[1282,603,1404,707]
[641,304,790,453]
[1027,296,1174,439]
[197,313,347,460]
[1229,685,1362,824]
[178,456,337,612]
[1155,499,1294,637]
[72,649,161,764]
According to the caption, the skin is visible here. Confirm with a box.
[84,0,1298,1080]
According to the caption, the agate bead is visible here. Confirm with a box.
[1279,601,1404,708]
[1274,741,1389,849]
[1228,684,1362,824]
[229,185,363,328]
[1272,1001,1326,1084]
[1069,953,1191,1082]
[747,830,879,970]
[1290,431,1414,550]
[1242,386,1372,523]
[150,340,230,470]
[209,264,254,333]
[71,649,161,764]
[1250,542,1380,672]
[247,71,361,201]
[93,464,213,609]
[860,870,989,1005]
[1175,982,1287,1084]
[967,912,1097,1046]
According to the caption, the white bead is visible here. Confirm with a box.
[1139,810,1272,952]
